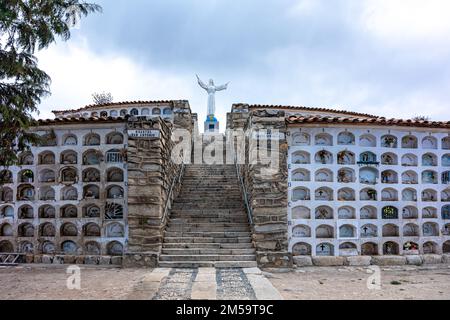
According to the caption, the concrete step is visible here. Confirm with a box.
[167,226,250,233]
[171,209,246,214]
[170,214,248,219]
[179,191,241,194]
[172,205,245,210]
[163,237,252,244]
[173,198,243,202]
[182,176,237,178]
[169,219,249,224]
[159,254,256,262]
[164,231,252,238]
[160,164,255,268]
[168,222,250,228]
[158,261,258,268]
[162,242,254,249]
[172,202,244,207]
[182,179,238,182]
[180,185,240,188]
[178,189,240,192]
[161,248,256,255]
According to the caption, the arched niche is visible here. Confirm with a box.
[337,132,355,145]
[291,132,310,146]
[315,133,333,146]
[315,169,333,182]
[316,225,334,238]
[316,243,334,256]
[338,206,355,219]
[292,242,312,256]
[361,224,377,238]
[292,225,311,238]
[359,134,376,147]
[292,169,310,182]
[292,151,310,164]
[361,242,378,256]
[291,206,311,220]
[292,188,310,201]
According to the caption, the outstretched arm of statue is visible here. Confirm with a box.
[215,82,229,91]
[196,74,208,90]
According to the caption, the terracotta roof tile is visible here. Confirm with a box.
[37,116,128,125]
[286,115,450,129]
[238,103,379,118]
[52,100,188,114]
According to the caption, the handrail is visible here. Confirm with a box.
[234,152,254,227]
[161,158,185,227]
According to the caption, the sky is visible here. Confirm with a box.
[36,0,450,129]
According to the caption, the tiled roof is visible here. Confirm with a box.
[240,103,379,119]
[286,115,450,129]
[37,116,128,125]
[52,100,188,114]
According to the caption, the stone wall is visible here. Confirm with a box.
[294,254,450,267]
[227,106,293,268]
[124,117,182,267]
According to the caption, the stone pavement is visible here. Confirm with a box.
[130,267,283,300]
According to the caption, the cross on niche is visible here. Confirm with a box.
[363,226,368,234]
[320,244,326,251]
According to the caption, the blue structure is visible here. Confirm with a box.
[204,115,219,133]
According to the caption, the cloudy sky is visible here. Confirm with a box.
[36,0,450,128]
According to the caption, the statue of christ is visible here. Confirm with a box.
[196,75,229,116]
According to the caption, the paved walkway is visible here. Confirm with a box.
[132,268,283,300]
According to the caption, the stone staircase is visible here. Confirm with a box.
[159,164,257,268]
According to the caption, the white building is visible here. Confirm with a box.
[285,109,450,257]
[0,100,194,260]
[1,100,450,265]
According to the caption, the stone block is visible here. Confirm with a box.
[256,252,293,268]
[25,254,34,264]
[85,255,100,265]
[123,253,158,268]
[75,256,85,265]
[371,256,406,266]
[346,256,372,266]
[42,255,53,264]
[421,254,442,265]
[99,256,112,265]
[405,255,423,266]
[111,256,123,266]
[33,255,42,264]
[254,223,288,233]
[63,255,76,264]
[293,256,313,267]
[53,256,65,264]
[312,256,345,266]
[442,254,450,264]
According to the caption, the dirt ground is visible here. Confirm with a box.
[267,265,450,300]
[0,264,449,300]
[0,265,150,300]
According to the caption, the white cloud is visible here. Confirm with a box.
[36,37,198,120]
[288,0,321,16]
[363,0,450,43]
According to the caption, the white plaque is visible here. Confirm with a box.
[128,130,160,139]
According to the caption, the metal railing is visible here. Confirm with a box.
[161,158,186,227]
[234,152,254,227]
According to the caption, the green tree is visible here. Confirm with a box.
[0,0,102,167]
[92,91,113,105]
[412,115,430,121]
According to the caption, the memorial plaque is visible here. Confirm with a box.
[128,130,160,139]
